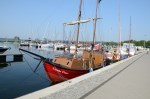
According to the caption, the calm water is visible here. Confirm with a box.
[0,43,64,99]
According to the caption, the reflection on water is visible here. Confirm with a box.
[0,42,64,99]
[0,63,10,68]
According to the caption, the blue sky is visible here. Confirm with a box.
[0,0,149,42]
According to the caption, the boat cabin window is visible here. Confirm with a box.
[54,59,57,62]
[67,61,69,65]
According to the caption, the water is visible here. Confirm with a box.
[0,42,64,99]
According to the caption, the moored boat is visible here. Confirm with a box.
[43,59,89,83]
[43,0,103,83]
[43,49,103,83]
[0,46,10,54]
[20,40,30,46]
[20,0,103,84]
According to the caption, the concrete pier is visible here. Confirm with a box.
[17,52,150,99]
[84,52,150,99]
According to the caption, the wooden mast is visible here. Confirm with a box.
[92,0,101,46]
[63,23,65,42]
[74,0,82,58]
[89,0,101,68]
[128,16,131,56]
[129,16,131,43]
[118,0,121,54]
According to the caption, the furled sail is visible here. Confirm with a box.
[64,18,102,25]
[64,19,92,25]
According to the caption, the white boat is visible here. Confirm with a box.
[69,44,88,50]
[20,40,30,46]
[37,41,54,48]
[0,46,10,54]
[53,43,65,50]
[121,43,137,56]
[38,43,51,48]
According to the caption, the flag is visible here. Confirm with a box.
[99,0,101,3]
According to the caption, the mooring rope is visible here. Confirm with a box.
[19,50,50,82]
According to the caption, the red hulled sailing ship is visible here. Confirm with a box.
[43,0,103,83]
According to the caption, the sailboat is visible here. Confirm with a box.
[43,0,103,83]
[121,17,137,56]
[105,0,121,64]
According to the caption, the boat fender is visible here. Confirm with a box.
[89,68,93,72]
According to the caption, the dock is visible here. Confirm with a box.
[17,51,150,99]
[0,53,23,63]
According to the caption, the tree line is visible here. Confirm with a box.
[103,40,150,48]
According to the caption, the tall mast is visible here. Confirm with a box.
[63,24,65,42]
[129,16,131,45]
[92,0,101,46]
[118,0,121,53]
[74,0,82,58]
[128,16,131,55]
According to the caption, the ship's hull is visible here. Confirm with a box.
[43,60,89,83]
